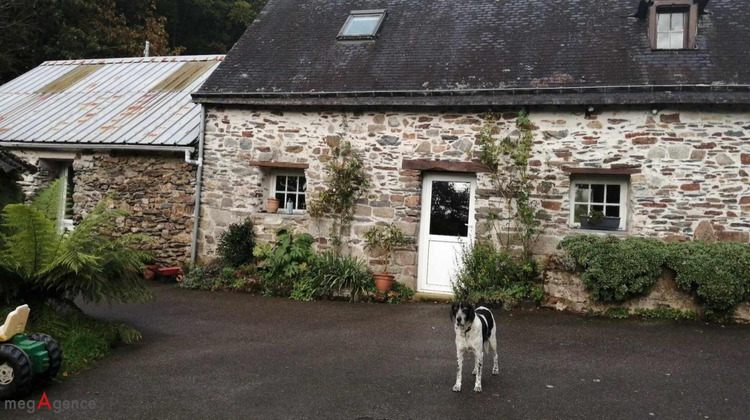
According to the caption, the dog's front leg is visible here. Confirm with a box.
[473,346,483,393]
[452,348,463,392]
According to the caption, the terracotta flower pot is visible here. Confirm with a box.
[267,198,280,213]
[373,273,395,293]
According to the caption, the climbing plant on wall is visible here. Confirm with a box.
[308,116,371,255]
[478,109,543,260]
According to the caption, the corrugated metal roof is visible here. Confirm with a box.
[0,55,223,148]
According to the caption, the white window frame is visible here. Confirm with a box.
[337,9,386,40]
[59,163,75,232]
[568,177,629,231]
[656,10,687,49]
[271,170,307,214]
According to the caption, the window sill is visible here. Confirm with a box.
[571,228,628,235]
[255,211,308,217]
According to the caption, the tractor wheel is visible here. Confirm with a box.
[0,344,32,400]
[30,333,63,384]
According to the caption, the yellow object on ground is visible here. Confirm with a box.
[0,305,30,341]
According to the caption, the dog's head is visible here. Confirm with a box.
[451,302,475,328]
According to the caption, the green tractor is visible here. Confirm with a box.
[0,305,62,400]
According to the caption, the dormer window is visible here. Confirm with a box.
[338,10,386,40]
[657,9,688,49]
[648,1,699,50]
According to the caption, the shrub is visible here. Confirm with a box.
[217,218,256,267]
[307,251,374,302]
[179,261,257,292]
[452,241,541,308]
[253,227,316,296]
[665,241,750,319]
[558,235,750,320]
[386,281,415,304]
[363,223,411,274]
[558,235,666,302]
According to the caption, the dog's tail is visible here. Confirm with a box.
[483,340,489,354]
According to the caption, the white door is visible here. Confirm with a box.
[417,173,477,294]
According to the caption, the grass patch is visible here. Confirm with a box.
[3,305,141,377]
[634,307,700,321]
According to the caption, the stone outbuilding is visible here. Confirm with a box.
[0,55,224,264]
[192,0,750,295]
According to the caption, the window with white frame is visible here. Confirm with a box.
[569,177,628,231]
[272,171,307,212]
[57,162,75,231]
[656,9,688,49]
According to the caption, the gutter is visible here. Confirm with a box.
[0,142,195,153]
[187,105,206,265]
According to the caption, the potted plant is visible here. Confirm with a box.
[579,210,620,231]
[363,223,411,293]
[267,197,280,213]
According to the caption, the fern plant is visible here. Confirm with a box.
[0,183,154,309]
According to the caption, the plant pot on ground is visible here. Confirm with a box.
[364,223,411,293]
[579,211,620,231]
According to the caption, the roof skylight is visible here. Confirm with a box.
[338,10,386,40]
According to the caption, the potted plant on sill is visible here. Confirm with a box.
[267,197,280,213]
[579,210,620,231]
[363,223,411,293]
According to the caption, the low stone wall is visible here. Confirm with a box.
[544,257,750,323]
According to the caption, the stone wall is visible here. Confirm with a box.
[544,258,750,323]
[199,105,750,290]
[14,149,196,265]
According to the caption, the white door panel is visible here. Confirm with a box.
[417,173,476,294]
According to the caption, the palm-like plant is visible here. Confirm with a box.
[0,181,154,309]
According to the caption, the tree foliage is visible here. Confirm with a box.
[0,182,154,309]
[0,0,268,83]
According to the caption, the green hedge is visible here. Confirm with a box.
[558,235,750,319]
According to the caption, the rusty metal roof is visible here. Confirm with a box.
[0,55,223,148]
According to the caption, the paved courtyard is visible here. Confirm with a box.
[8,284,750,419]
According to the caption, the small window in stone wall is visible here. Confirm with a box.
[272,171,307,212]
[569,177,628,231]
[59,162,75,231]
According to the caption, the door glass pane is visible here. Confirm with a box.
[606,184,621,204]
[574,204,589,222]
[591,184,605,203]
[605,206,620,218]
[429,181,470,237]
[574,184,590,202]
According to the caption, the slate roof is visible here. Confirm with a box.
[194,0,750,106]
[0,56,223,149]
[0,148,36,173]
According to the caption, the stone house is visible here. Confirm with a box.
[0,55,224,264]
[191,0,750,296]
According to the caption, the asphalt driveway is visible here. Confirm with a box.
[7,284,750,419]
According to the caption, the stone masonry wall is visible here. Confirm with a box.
[14,150,196,265]
[199,105,750,291]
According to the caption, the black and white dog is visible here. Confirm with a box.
[450,302,499,392]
